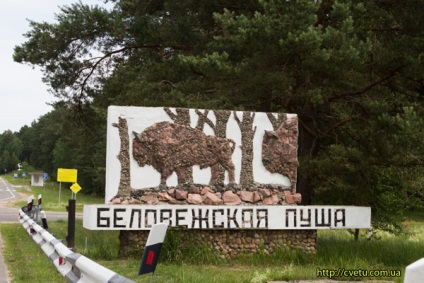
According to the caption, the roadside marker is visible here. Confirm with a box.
[27,195,34,212]
[138,223,168,282]
[41,211,49,230]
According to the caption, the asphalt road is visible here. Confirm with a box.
[0,206,82,223]
[0,177,16,203]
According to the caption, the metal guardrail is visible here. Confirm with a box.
[19,210,136,283]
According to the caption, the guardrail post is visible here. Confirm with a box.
[66,199,76,249]
[41,211,49,230]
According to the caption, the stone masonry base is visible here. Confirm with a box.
[118,229,317,258]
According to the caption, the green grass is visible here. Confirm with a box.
[0,223,65,283]
[2,219,418,282]
[1,174,421,282]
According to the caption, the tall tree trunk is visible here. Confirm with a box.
[213,110,232,185]
[195,109,232,185]
[112,116,132,198]
[234,111,256,188]
[297,117,318,204]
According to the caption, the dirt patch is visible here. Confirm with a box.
[0,194,26,208]
[0,185,30,208]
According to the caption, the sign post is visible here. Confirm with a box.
[69,184,82,249]
[67,199,76,249]
[42,173,48,189]
[21,172,26,186]
[56,169,81,249]
[70,183,82,200]
[57,168,77,205]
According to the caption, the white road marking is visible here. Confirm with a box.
[0,177,16,201]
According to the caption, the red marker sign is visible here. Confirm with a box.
[138,223,168,276]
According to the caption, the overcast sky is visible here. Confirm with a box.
[0,0,109,133]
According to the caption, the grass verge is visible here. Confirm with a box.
[2,218,421,282]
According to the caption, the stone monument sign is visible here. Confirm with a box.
[83,106,371,256]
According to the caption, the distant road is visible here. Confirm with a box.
[0,177,82,223]
[0,207,20,223]
[0,207,82,223]
[0,177,16,203]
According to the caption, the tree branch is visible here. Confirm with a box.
[76,44,193,99]
[266,113,286,130]
[195,109,215,130]
[328,65,404,102]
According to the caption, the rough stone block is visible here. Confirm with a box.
[284,190,292,197]
[187,193,202,204]
[110,198,121,204]
[140,193,158,204]
[285,194,295,204]
[167,188,176,196]
[223,190,241,205]
[293,193,302,204]
[201,186,213,195]
[188,186,200,194]
[175,189,188,200]
[203,192,223,205]
[258,188,272,197]
[239,191,254,202]
[158,192,174,202]
[263,194,279,205]
[239,191,261,203]
[129,198,141,204]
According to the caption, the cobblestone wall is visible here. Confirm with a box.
[113,186,314,258]
[119,229,316,258]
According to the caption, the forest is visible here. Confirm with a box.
[0,0,423,232]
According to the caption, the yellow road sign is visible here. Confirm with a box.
[70,183,82,194]
[57,168,78,183]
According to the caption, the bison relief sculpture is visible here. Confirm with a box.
[132,121,236,186]
[262,117,299,189]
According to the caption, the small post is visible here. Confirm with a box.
[354,228,359,241]
[27,195,34,218]
[58,182,62,205]
[67,199,76,249]
[41,211,49,230]
[35,194,42,222]
[37,194,42,211]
